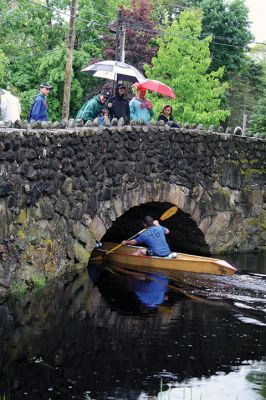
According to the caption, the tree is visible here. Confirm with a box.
[153,0,253,78]
[0,0,122,119]
[225,57,264,128]
[104,0,158,72]
[187,0,253,76]
[145,9,230,126]
[0,50,8,87]
[247,43,266,137]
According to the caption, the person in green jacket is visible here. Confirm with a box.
[76,91,110,123]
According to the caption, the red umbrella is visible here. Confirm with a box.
[134,79,176,98]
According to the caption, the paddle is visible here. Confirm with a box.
[91,206,178,261]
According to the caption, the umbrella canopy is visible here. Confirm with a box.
[134,79,176,98]
[82,60,146,83]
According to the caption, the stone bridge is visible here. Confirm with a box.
[0,125,265,296]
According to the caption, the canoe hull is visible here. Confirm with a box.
[93,243,236,276]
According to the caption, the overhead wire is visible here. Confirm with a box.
[124,21,263,48]
[23,0,111,26]
[2,0,265,63]
[4,27,98,54]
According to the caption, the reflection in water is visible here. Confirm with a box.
[88,264,172,314]
[0,253,265,399]
[133,273,168,308]
[159,361,266,400]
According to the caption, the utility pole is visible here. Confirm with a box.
[115,9,126,62]
[62,0,77,120]
[242,92,248,135]
[115,9,122,61]
[120,25,126,62]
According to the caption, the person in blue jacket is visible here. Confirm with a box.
[28,82,52,122]
[122,215,171,257]
[129,85,154,124]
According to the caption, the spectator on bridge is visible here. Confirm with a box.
[76,91,110,123]
[97,108,108,126]
[129,84,154,124]
[158,105,180,128]
[107,83,130,124]
[28,82,52,122]
[0,88,21,123]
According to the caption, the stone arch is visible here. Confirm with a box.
[89,181,216,256]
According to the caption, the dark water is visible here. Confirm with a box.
[0,253,265,399]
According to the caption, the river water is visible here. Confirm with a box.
[0,252,265,400]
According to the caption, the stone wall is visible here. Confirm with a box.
[0,124,265,297]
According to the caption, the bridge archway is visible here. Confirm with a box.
[102,201,210,255]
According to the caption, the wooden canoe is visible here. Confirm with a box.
[92,242,237,276]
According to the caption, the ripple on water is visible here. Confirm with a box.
[236,316,266,326]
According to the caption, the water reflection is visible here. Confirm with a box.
[88,264,173,315]
[0,253,265,399]
[158,360,266,400]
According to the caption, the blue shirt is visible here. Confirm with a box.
[129,97,154,124]
[29,94,48,121]
[135,225,170,257]
[134,274,168,308]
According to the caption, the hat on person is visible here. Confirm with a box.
[40,82,52,89]
[101,91,110,98]
[116,83,126,90]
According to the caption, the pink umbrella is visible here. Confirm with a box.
[134,79,176,98]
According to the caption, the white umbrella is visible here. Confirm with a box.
[81,60,146,83]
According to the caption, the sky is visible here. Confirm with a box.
[245,0,266,43]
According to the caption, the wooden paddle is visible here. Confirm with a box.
[91,206,178,262]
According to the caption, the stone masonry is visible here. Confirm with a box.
[0,124,265,297]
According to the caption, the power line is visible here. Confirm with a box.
[7,37,102,62]
[2,27,100,54]
[124,21,263,48]
[23,0,110,26]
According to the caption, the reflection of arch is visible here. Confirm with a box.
[87,263,186,316]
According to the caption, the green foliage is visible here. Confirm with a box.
[10,281,27,299]
[226,57,264,128]
[248,96,266,137]
[186,0,253,77]
[153,0,253,77]
[30,272,47,289]
[0,0,122,120]
[0,49,8,86]
[247,43,266,137]
[145,9,230,126]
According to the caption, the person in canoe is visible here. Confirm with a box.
[122,215,173,258]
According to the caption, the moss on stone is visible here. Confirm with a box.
[16,208,28,225]
[18,229,26,240]
[241,168,264,178]
[74,240,91,265]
